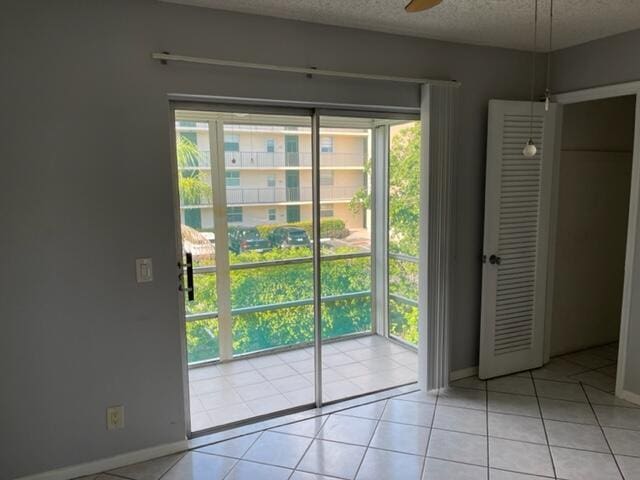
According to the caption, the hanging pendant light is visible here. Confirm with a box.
[523,0,539,158]
[544,0,554,111]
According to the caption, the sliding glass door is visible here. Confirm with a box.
[174,108,419,435]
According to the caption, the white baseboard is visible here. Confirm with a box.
[450,366,478,381]
[618,388,640,406]
[15,440,188,480]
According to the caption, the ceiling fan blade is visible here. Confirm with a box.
[405,0,443,12]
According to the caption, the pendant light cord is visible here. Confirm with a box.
[546,0,554,95]
[529,0,538,139]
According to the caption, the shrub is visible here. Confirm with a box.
[256,218,349,239]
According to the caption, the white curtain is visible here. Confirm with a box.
[418,83,459,391]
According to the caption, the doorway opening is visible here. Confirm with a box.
[172,107,421,435]
[546,95,636,391]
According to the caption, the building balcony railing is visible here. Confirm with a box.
[225,151,365,168]
[180,185,360,207]
[179,151,365,169]
[225,185,361,205]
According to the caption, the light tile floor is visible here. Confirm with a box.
[82,343,640,480]
[189,335,418,432]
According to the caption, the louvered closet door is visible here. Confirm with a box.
[479,100,559,379]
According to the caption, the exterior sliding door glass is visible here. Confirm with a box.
[223,115,314,358]
[388,121,421,346]
[175,119,220,365]
[176,110,315,433]
[318,116,417,403]
[318,116,374,403]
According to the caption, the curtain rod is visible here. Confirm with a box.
[152,52,461,87]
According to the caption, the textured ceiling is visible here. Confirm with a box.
[162,0,640,51]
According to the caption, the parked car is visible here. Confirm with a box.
[228,226,272,254]
[269,227,311,248]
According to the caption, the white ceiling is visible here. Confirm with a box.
[163,0,640,51]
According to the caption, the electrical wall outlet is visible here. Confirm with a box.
[106,405,124,430]
[135,258,153,283]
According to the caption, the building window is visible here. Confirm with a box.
[320,170,334,186]
[286,205,300,223]
[266,139,275,153]
[224,134,240,152]
[184,208,202,229]
[267,174,276,187]
[320,205,334,218]
[225,171,240,187]
[268,208,277,221]
[227,207,243,223]
[321,137,333,153]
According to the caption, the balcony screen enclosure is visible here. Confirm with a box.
[174,108,420,433]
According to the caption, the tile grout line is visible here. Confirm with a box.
[419,388,440,479]
[445,382,639,413]
[286,414,330,479]
[424,454,553,476]
[102,449,189,480]
[578,381,626,480]
[154,451,190,480]
[530,370,558,480]
[489,465,557,479]
[217,429,265,480]
[351,398,390,479]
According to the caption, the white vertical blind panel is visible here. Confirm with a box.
[418,83,459,391]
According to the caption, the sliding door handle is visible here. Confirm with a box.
[185,252,194,301]
[178,252,195,301]
[489,254,501,265]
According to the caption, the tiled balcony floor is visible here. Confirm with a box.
[188,335,418,432]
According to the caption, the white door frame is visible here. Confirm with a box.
[551,80,640,403]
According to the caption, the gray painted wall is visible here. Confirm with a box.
[552,28,640,94]
[550,97,635,356]
[0,0,550,477]
[552,30,640,398]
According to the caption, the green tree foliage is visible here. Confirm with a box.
[185,246,373,362]
[387,122,421,344]
[389,122,421,256]
[177,136,211,206]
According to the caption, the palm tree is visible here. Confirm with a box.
[176,136,212,206]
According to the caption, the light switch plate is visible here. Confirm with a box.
[136,258,153,283]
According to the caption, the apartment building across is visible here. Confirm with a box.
[177,121,368,230]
